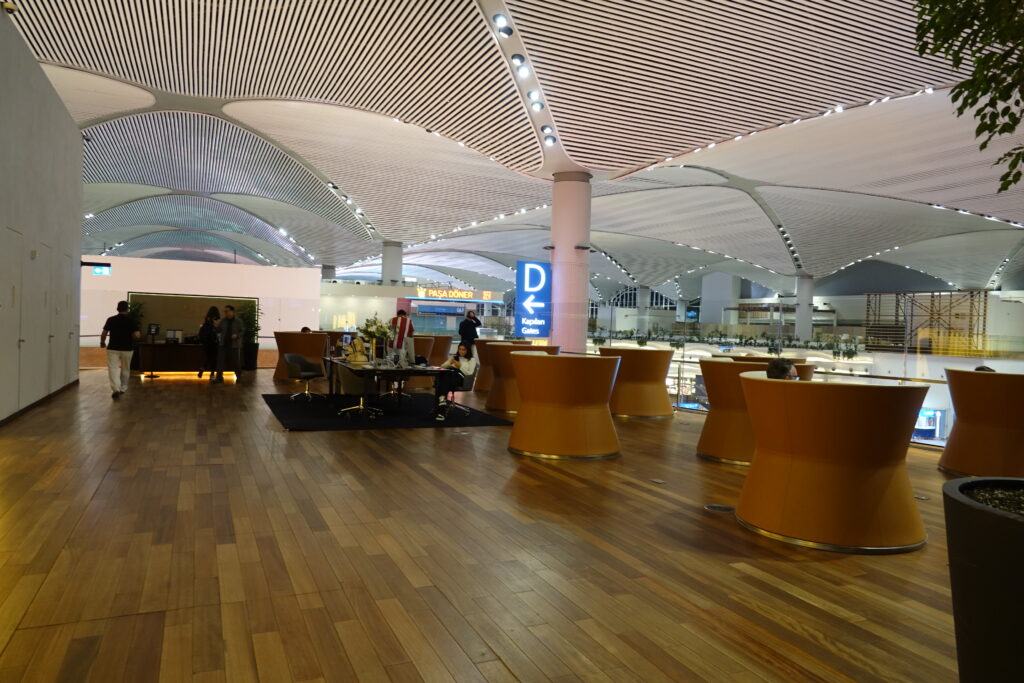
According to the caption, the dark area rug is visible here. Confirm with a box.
[262,393,512,431]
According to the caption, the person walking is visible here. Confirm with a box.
[100,300,141,398]
[198,306,220,380]
[459,309,482,348]
[214,304,245,383]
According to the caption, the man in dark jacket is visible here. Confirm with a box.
[459,310,482,348]
[100,300,141,398]
[214,305,246,383]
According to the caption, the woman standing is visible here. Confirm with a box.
[458,310,482,349]
[198,306,220,380]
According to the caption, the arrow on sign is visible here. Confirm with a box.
[523,294,545,315]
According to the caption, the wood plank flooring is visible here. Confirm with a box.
[0,369,958,681]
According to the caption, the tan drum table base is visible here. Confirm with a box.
[695,360,772,465]
[508,353,620,460]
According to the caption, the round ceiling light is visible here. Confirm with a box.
[493,14,509,28]
[543,135,557,147]
[540,125,553,134]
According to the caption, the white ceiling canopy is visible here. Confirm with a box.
[110,230,270,265]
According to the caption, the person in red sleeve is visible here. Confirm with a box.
[388,309,415,365]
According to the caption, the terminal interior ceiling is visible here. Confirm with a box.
[11,0,1024,294]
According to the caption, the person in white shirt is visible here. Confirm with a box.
[434,343,478,420]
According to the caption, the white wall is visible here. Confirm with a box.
[81,256,321,346]
[319,282,418,330]
[0,17,82,421]
[700,272,741,325]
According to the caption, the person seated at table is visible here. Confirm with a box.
[766,358,798,380]
[974,365,996,372]
[434,343,478,420]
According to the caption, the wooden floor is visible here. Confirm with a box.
[0,369,957,682]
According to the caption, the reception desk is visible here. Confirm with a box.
[135,343,206,373]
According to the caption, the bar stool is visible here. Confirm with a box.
[598,347,674,417]
[508,353,620,460]
[736,372,927,553]
[939,368,1024,476]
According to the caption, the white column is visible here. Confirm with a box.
[795,274,814,340]
[381,240,402,286]
[699,272,740,325]
[635,285,651,335]
[549,171,592,353]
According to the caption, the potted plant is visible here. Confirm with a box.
[635,335,648,347]
[943,477,1024,679]
[237,301,261,370]
[357,313,393,360]
[592,336,607,347]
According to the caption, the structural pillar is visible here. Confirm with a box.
[381,240,403,286]
[699,272,740,325]
[549,171,592,353]
[795,274,814,341]
[635,285,651,335]
[320,265,336,281]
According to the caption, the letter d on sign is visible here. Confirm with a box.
[524,263,546,292]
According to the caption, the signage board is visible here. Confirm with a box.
[414,287,497,302]
[515,261,551,338]
[92,265,111,276]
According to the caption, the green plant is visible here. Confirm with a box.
[915,1,1024,191]
[357,313,393,342]
[236,301,260,344]
[592,336,608,346]
[126,301,144,330]
[669,338,685,350]
[636,336,648,347]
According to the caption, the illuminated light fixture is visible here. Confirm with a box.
[355,208,364,215]
[289,237,296,243]
[327,182,338,190]
[540,125,553,134]
[497,26,513,38]
[708,142,716,148]
[793,118,802,124]
[346,198,353,204]
[531,101,545,112]
[543,135,557,147]
[881,96,891,102]
[470,221,478,227]
[869,99,878,106]
[493,14,509,27]
[84,213,94,219]
[835,104,844,112]
[392,117,400,122]
[733,135,742,141]
[278,228,287,236]
[517,64,531,78]
[925,87,935,94]
[431,131,441,136]
[510,53,525,66]
[958,209,970,215]
[457,141,465,146]
[693,147,702,153]
[527,90,541,102]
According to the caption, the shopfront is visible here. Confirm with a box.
[402,286,505,335]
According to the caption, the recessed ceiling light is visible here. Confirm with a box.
[497,26,513,38]
[530,101,544,112]
[543,135,557,147]
[541,125,553,134]
[527,90,541,101]
[516,65,531,78]
[84,213,94,219]
[493,14,509,28]
[510,54,525,66]
[278,228,287,236]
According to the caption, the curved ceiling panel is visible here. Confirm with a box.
[507,0,958,172]
[211,194,380,266]
[83,183,171,215]
[224,101,551,241]
[82,111,367,239]
[876,231,1024,290]
[83,194,306,265]
[82,225,300,267]
[13,0,542,171]
[113,230,266,265]
[41,65,155,124]
[681,91,1024,221]
[403,251,518,282]
[760,187,1013,277]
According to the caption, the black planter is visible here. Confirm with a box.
[943,477,1024,681]
[242,342,260,371]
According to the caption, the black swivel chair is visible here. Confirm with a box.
[284,353,326,400]
[444,369,478,416]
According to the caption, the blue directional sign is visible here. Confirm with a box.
[515,261,551,338]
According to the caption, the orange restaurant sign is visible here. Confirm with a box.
[416,287,495,301]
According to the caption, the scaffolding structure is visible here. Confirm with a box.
[864,291,989,356]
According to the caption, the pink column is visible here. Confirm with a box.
[550,171,592,353]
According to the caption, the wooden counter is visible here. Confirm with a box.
[135,343,206,373]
